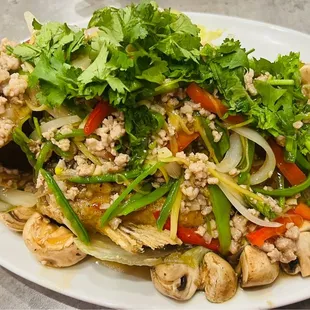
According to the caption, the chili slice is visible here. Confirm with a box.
[84,100,113,135]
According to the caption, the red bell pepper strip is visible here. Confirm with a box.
[176,131,200,152]
[84,100,113,135]
[269,139,307,186]
[246,213,303,247]
[176,226,220,251]
[294,202,310,220]
[168,131,200,154]
[153,211,220,251]
[186,83,244,124]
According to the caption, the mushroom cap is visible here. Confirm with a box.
[23,212,86,268]
[281,260,301,276]
[0,206,35,232]
[150,262,200,301]
[299,220,310,232]
[201,252,237,303]
[296,232,310,277]
[239,245,279,288]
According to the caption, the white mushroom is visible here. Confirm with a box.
[281,259,301,276]
[150,247,207,301]
[0,206,35,232]
[296,232,310,277]
[300,64,310,85]
[151,263,200,301]
[200,252,237,303]
[238,245,279,287]
[23,212,86,268]
[281,223,310,277]
[299,220,310,232]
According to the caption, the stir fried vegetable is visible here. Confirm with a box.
[157,178,182,230]
[255,174,310,197]
[296,151,310,171]
[118,182,173,217]
[209,185,231,255]
[275,172,286,208]
[154,212,220,251]
[68,169,142,184]
[84,100,112,135]
[246,214,304,247]
[100,162,164,226]
[12,128,36,167]
[175,131,199,152]
[238,139,255,185]
[293,203,310,220]
[40,169,90,243]
[54,129,85,141]
[34,141,53,177]
[187,83,244,124]
[270,139,307,186]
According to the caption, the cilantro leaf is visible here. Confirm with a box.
[77,43,110,84]
[254,81,287,110]
[136,60,168,84]
[124,105,164,169]
[210,62,253,113]
[217,48,249,70]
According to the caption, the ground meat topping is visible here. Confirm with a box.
[85,112,125,157]
[41,126,71,152]
[0,118,14,147]
[176,152,217,214]
[195,219,218,244]
[261,223,300,264]
[74,154,95,176]
[2,73,27,97]
[244,68,257,96]
[229,214,252,254]
[56,180,79,201]
[0,39,28,143]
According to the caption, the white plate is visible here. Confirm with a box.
[1,12,310,310]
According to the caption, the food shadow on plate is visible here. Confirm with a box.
[91,257,151,281]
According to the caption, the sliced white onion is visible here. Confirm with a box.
[219,184,281,228]
[41,115,81,133]
[157,147,173,160]
[0,188,37,208]
[78,116,88,129]
[30,115,81,140]
[0,200,13,212]
[164,162,182,179]
[216,133,242,173]
[232,127,276,185]
[46,106,72,118]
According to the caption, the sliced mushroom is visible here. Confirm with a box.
[151,263,200,301]
[238,245,279,287]
[200,252,237,303]
[150,247,207,301]
[281,259,301,275]
[0,206,35,232]
[300,64,310,85]
[23,212,86,268]
[296,232,310,277]
[299,220,310,232]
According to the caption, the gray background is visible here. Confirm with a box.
[1,0,310,309]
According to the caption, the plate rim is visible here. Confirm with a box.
[1,10,310,310]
